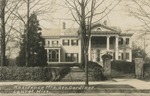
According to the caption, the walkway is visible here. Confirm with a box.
[0,78,149,89]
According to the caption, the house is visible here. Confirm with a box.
[42,23,133,65]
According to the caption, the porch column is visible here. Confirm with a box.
[115,36,119,60]
[129,50,132,61]
[47,49,49,63]
[88,36,92,61]
[107,36,110,51]
[129,37,132,61]
[123,37,126,61]
[59,49,61,62]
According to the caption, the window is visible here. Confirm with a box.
[121,53,123,60]
[119,38,123,45]
[65,53,78,62]
[126,53,129,60]
[71,40,78,46]
[118,56,121,60]
[46,41,50,46]
[65,53,72,62]
[48,49,59,62]
[110,38,113,44]
[126,38,129,45]
[72,54,78,62]
[120,52,129,60]
[97,50,100,62]
[52,41,59,46]
[63,40,69,46]
[97,28,101,30]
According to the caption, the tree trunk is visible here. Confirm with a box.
[1,25,6,66]
[84,50,89,86]
[26,0,30,66]
[80,44,85,67]
[0,0,6,66]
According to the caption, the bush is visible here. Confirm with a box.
[87,61,106,81]
[0,67,70,81]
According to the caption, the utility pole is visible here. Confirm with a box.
[26,0,30,66]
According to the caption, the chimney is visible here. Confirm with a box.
[103,20,107,25]
[63,22,66,29]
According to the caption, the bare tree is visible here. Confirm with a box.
[65,0,121,85]
[0,0,22,66]
[126,0,150,60]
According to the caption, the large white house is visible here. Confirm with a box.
[42,23,133,64]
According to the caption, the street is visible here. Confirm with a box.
[1,93,150,96]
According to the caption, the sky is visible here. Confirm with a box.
[39,0,141,31]
[9,0,148,58]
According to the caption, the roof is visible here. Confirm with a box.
[42,28,79,38]
[41,23,133,38]
[120,32,134,36]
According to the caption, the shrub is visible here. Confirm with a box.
[87,61,106,81]
[0,67,70,81]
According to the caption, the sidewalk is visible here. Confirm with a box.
[0,78,149,89]
[0,78,150,94]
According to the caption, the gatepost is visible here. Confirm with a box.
[135,58,144,79]
[102,53,112,79]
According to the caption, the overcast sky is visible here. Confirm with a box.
[39,0,141,31]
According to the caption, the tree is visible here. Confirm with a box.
[65,0,121,85]
[126,0,150,55]
[10,0,57,66]
[132,43,150,63]
[0,0,22,66]
[16,13,47,67]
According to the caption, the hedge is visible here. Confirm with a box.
[111,60,135,73]
[143,64,150,78]
[0,67,70,81]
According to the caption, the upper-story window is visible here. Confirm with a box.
[71,40,78,46]
[119,38,130,45]
[63,40,69,46]
[45,41,50,46]
[52,41,59,46]
[119,38,123,45]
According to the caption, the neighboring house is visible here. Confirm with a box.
[42,23,133,65]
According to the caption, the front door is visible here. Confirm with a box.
[91,49,102,62]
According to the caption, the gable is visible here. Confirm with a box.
[91,23,120,33]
